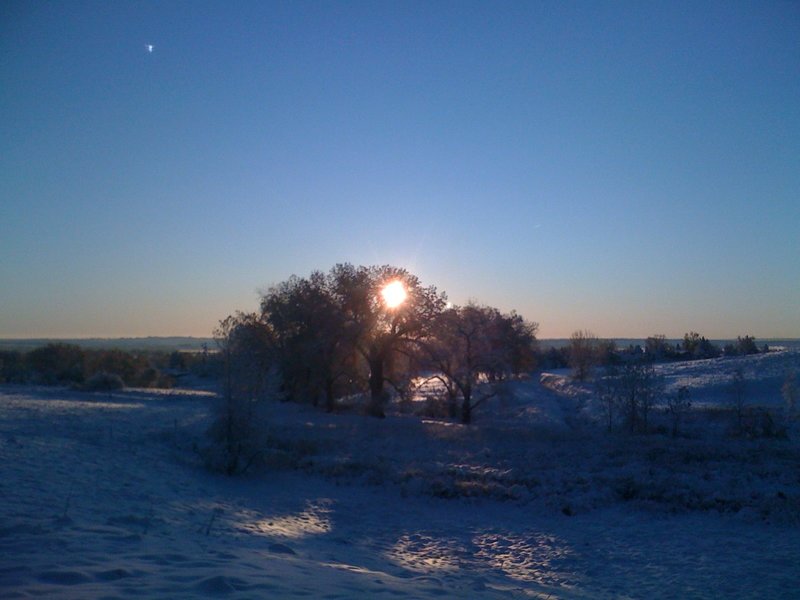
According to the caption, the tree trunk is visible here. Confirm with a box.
[367,356,386,418]
[325,378,335,413]
[461,385,472,424]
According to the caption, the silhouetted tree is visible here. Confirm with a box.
[215,312,274,405]
[682,332,720,359]
[569,330,597,381]
[424,304,536,424]
[329,264,447,417]
[26,343,85,384]
[260,271,355,411]
[595,338,619,367]
[725,335,760,356]
[645,335,676,361]
[595,365,621,431]
[596,359,664,433]
[209,312,276,474]
[490,310,539,377]
[221,264,538,422]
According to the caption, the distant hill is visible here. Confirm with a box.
[0,337,215,353]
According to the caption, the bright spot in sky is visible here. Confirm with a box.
[381,280,407,309]
[146,44,154,53]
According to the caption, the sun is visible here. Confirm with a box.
[381,280,407,309]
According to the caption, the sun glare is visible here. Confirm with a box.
[381,280,407,309]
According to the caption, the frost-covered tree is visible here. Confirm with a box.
[569,330,597,382]
[424,303,537,424]
[596,360,663,433]
[207,312,276,475]
[261,272,356,411]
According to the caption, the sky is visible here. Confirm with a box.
[1,1,799,340]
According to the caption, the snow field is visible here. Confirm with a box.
[1,349,799,598]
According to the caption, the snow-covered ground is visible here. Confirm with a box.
[2,350,799,598]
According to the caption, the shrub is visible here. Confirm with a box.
[739,408,788,439]
[84,371,125,391]
[0,350,28,383]
[203,364,281,475]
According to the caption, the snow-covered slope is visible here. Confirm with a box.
[1,351,799,598]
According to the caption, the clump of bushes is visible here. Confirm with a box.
[83,371,125,391]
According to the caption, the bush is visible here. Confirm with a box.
[737,408,788,439]
[0,350,28,383]
[723,336,760,357]
[84,371,125,391]
[203,363,281,475]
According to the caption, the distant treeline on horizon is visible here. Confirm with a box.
[1,336,798,354]
[541,338,800,351]
[0,337,214,353]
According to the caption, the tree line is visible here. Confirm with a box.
[0,343,210,390]
[560,330,766,383]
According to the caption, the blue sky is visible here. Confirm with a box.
[1,1,798,339]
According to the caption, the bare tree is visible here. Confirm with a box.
[666,385,691,437]
[597,360,664,433]
[595,365,621,431]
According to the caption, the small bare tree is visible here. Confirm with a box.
[666,385,691,437]
[598,360,663,433]
[595,365,621,431]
